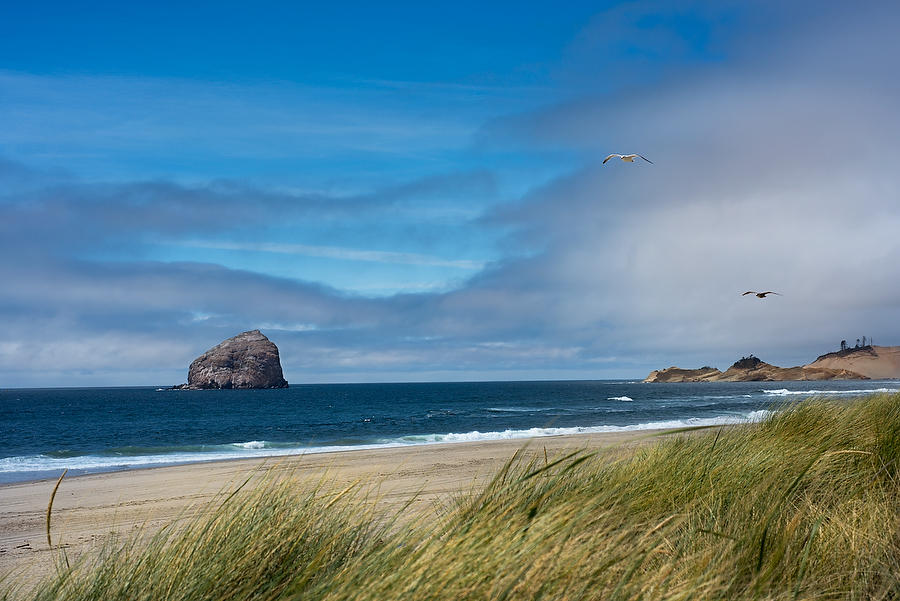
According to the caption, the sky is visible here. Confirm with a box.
[2,1,899,387]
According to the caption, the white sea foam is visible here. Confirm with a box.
[0,443,408,475]
[607,396,633,402]
[233,440,267,449]
[746,409,774,421]
[398,411,772,444]
[762,387,898,397]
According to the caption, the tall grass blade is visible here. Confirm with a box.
[45,468,67,550]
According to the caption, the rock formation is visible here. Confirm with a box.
[175,330,288,389]
[644,355,868,383]
[643,366,722,383]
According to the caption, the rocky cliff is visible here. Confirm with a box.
[176,330,288,390]
[644,355,868,383]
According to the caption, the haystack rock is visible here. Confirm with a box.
[177,330,288,390]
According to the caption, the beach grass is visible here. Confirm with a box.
[10,393,900,600]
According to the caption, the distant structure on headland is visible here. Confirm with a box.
[839,336,873,353]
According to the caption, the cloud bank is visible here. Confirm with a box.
[2,2,899,386]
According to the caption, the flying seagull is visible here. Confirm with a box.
[602,153,653,164]
[742,291,781,298]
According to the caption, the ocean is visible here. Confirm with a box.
[1,380,897,485]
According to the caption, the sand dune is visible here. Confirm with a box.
[0,430,658,592]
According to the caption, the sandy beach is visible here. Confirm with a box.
[0,430,660,591]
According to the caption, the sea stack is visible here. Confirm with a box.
[179,330,288,390]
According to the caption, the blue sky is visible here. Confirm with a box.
[2,1,899,386]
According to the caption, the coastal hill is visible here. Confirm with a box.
[644,356,866,383]
[806,345,900,379]
[643,345,900,383]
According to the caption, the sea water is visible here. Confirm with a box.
[1,380,896,484]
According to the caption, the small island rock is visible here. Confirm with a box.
[176,330,288,390]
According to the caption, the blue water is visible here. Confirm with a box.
[1,380,897,484]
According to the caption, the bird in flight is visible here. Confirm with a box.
[602,153,653,164]
[742,291,781,298]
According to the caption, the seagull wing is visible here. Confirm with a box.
[602,154,621,164]
[742,291,756,296]
[761,292,781,296]
[638,154,653,164]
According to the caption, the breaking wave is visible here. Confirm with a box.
[762,387,899,396]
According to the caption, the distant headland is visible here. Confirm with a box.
[644,343,900,383]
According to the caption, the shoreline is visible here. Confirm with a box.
[0,428,671,591]
[0,413,790,488]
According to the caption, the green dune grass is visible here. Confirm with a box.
[10,394,900,600]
